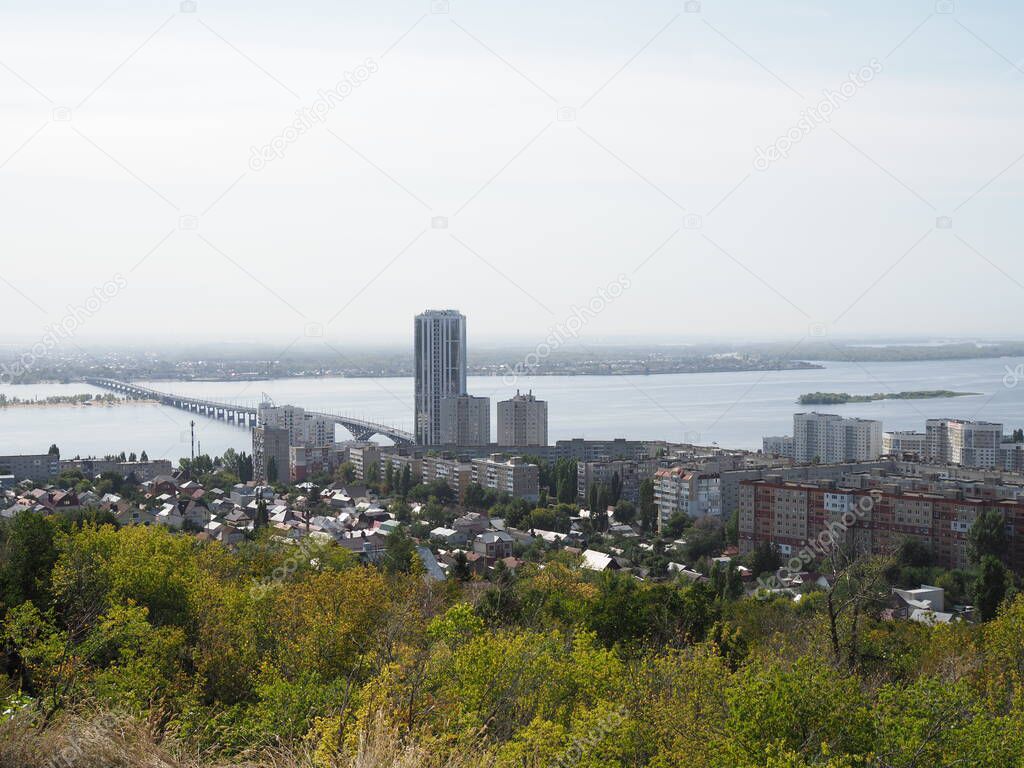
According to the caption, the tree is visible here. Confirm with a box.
[48,444,59,456]
[639,478,657,533]
[140,450,148,462]
[452,551,472,581]
[613,500,636,525]
[381,526,416,574]
[968,510,1007,564]
[384,463,394,494]
[254,498,269,530]
[365,462,380,487]
[266,456,279,484]
[400,464,412,497]
[748,541,780,577]
[128,452,137,462]
[972,555,1009,621]
[335,462,356,484]
[610,472,622,505]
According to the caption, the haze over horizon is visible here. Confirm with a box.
[4,0,1024,349]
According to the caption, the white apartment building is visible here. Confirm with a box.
[793,412,882,464]
[883,431,928,456]
[654,467,721,530]
[414,310,467,445]
[926,419,1004,468]
[497,390,548,447]
[762,435,794,458]
[257,403,334,447]
[439,394,490,446]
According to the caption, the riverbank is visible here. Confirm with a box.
[0,397,158,410]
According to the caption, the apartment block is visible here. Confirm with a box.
[926,419,1003,469]
[253,426,290,484]
[471,454,540,502]
[762,435,794,458]
[439,394,490,446]
[883,431,928,457]
[654,467,722,529]
[0,452,60,483]
[793,412,882,463]
[422,454,474,501]
[60,457,173,481]
[347,443,381,481]
[288,445,344,482]
[576,458,658,504]
[497,390,548,447]
[258,403,334,447]
[737,475,1024,572]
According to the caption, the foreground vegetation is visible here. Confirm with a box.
[1,516,1023,767]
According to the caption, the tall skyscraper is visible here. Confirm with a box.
[414,310,467,445]
[497,390,548,446]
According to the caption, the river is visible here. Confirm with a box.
[2,357,1023,461]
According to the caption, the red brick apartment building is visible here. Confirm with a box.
[738,477,1024,572]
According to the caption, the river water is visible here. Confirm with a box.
[2,357,1023,461]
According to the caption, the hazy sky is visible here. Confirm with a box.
[2,0,1023,352]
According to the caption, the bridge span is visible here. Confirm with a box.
[86,378,416,446]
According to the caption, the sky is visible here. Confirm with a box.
[2,0,1024,352]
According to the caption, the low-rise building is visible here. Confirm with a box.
[0,452,60,483]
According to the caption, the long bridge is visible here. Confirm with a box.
[86,378,416,446]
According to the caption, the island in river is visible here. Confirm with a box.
[798,390,980,405]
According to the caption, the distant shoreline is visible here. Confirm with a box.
[0,398,159,410]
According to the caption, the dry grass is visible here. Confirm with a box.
[0,710,487,768]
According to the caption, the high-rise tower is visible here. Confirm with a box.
[414,310,467,445]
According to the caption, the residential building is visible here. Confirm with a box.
[793,412,882,463]
[654,467,721,529]
[473,530,514,560]
[440,394,490,446]
[414,309,467,445]
[471,454,540,502]
[737,475,1024,572]
[497,390,548,447]
[347,443,381,482]
[576,458,658,504]
[883,431,928,457]
[0,452,60,483]
[762,435,794,458]
[379,452,423,486]
[422,454,474,500]
[926,419,1003,468]
[1001,441,1024,473]
[288,445,344,482]
[258,403,334,447]
[253,425,290,483]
